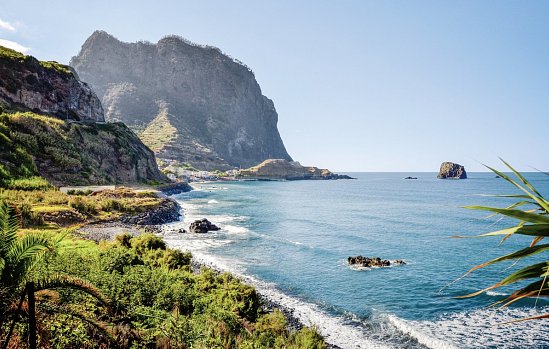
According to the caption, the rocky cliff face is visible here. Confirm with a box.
[437,162,467,179]
[238,159,352,180]
[70,31,292,170]
[0,45,167,186]
[0,46,104,121]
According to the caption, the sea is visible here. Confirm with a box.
[161,172,549,349]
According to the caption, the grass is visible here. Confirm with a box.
[138,107,177,152]
[0,45,73,76]
[0,186,164,227]
[0,111,166,186]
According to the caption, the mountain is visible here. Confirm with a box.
[0,45,167,186]
[70,31,292,170]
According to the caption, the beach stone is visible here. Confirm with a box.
[189,218,220,233]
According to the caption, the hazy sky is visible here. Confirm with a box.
[1,1,548,171]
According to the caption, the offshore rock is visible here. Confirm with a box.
[238,159,353,180]
[347,256,406,268]
[437,162,467,179]
[71,31,292,170]
[189,218,220,233]
[0,45,104,121]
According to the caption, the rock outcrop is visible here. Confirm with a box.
[70,31,292,170]
[0,45,168,186]
[0,45,103,121]
[437,162,467,179]
[347,256,406,268]
[189,218,220,233]
[238,159,353,180]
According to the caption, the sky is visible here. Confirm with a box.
[1,1,548,172]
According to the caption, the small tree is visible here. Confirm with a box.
[0,201,112,347]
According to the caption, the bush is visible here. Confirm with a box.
[68,196,97,215]
[17,202,44,227]
[130,234,166,255]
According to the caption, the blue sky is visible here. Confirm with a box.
[1,1,548,171]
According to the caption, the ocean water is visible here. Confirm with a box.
[162,172,549,349]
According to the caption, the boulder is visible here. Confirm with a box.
[189,218,220,233]
[437,162,467,179]
[347,256,406,268]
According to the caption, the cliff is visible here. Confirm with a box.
[0,45,167,186]
[70,31,292,170]
[437,162,467,179]
[238,159,353,180]
[0,46,103,122]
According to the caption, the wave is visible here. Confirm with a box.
[208,199,219,204]
[223,224,249,234]
[402,308,549,349]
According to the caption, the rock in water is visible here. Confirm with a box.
[70,31,292,170]
[437,162,467,179]
[347,256,406,268]
[189,218,220,233]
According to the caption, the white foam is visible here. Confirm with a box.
[208,199,219,204]
[387,315,460,349]
[223,224,249,234]
[406,307,549,349]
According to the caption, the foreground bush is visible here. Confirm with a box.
[28,233,327,348]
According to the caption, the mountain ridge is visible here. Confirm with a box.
[70,31,292,170]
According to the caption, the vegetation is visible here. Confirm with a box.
[138,108,177,153]
[0,45,73,76]
[0,111,162,186]
[460,160,549,321]
[0,201,111,348]
[1,220,325,348]
[0,183,326,347]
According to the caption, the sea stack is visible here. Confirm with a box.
[437,162,467,179]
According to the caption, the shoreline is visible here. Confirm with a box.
[76,187,342,348]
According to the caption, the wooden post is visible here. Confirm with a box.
[27,282,36,349]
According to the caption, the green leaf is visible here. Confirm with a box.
[478,224,549,237]
[464,206,549,224]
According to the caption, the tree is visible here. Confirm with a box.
[459,160,549,321]
[0,201,112,348]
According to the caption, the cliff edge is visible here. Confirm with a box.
[70,31,292,170]
[0,45,167,186]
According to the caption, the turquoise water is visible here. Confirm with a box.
[163,173,549,349]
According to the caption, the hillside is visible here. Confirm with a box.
[0,45,167,186]
[70,31,293,170]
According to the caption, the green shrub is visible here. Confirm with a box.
[99,246,143,273]
[115,232,133,248]
[17,202,44,227]
[130,233,166,255]
[68,196,97,215]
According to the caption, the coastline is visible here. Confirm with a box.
[75,184,340,348]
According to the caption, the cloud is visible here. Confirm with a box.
[0,39,30,53]
[0,19,16,32]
